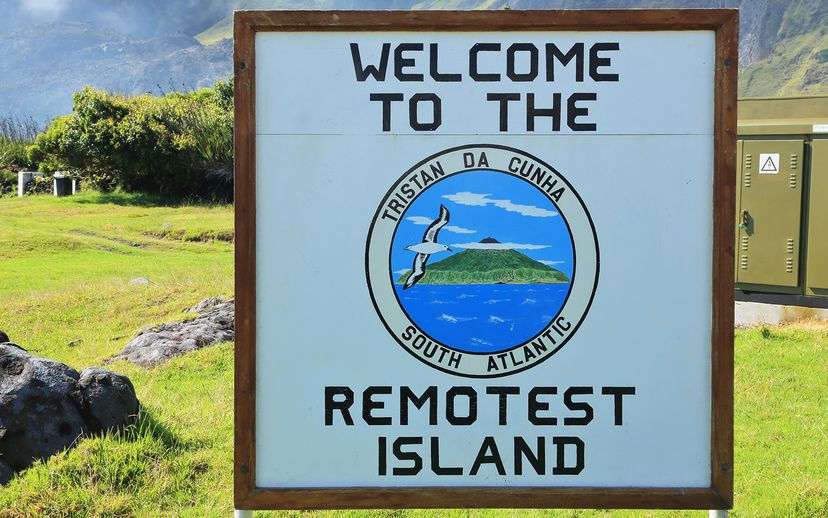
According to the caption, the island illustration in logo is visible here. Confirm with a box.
[366,145,598,378]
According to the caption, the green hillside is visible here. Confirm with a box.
[396,244,569,285]
[196,15,234,45]
[740,29,828,97]
[739,0,828,97]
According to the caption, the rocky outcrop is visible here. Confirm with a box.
[0,343,139,485]
[109,297,234,367]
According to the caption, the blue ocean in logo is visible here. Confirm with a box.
[395,283,570,353]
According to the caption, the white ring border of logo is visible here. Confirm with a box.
[366,144,599,378]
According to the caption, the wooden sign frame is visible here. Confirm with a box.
[234,9,737,511]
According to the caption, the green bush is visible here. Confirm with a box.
[0,116,41,170]
[0,141,30,169]
[28,80,234,199]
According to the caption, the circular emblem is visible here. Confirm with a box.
[366,145,598,377]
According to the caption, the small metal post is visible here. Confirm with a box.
[709,510,728,518]
[234,510,253,518]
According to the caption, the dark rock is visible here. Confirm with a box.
[0,329,8,343]
[0,343,85,479]
[110,297,234,367]
[0,460,12,485]
[0,343,139,484]
[75,367,139,433]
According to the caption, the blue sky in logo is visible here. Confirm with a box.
[390,170,574,280]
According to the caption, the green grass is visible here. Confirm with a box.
[731,324,828,517]
[0,193,826,516]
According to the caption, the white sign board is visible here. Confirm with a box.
[234,10,736,511]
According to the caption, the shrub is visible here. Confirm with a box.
[0,116,41,170]
[28,79,234,199]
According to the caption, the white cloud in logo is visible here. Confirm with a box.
[539,260,565,265]
[442,192,558,218]
[445,226,476,234]
[442,192,490,206]
[452,242,550,250]
[405,216,476,234]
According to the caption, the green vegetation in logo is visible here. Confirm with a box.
[397,247,569,285]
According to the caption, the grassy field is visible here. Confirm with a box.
[0,193,826,517]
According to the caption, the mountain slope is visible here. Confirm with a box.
[397,244,570,285]
[196,0,828,98]
[0,0,230,39]
[199,0,739,44]
[740,30,828,97]
[2,0,826,119]
[196,0,436,44]
[738,0,828,97]
[0,23,232,120]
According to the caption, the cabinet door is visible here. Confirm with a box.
[736,140,804,287]
[735,140,743,278]
[806,139,828,292]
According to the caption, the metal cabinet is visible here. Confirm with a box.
[735,95,828,305]
[736,139,804,288]
[806,138,828,294]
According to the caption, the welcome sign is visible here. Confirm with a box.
[234,10,736,510]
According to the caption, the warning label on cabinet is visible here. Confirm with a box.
[759,153,779,174]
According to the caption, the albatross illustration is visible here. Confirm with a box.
[403,204,452,289]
